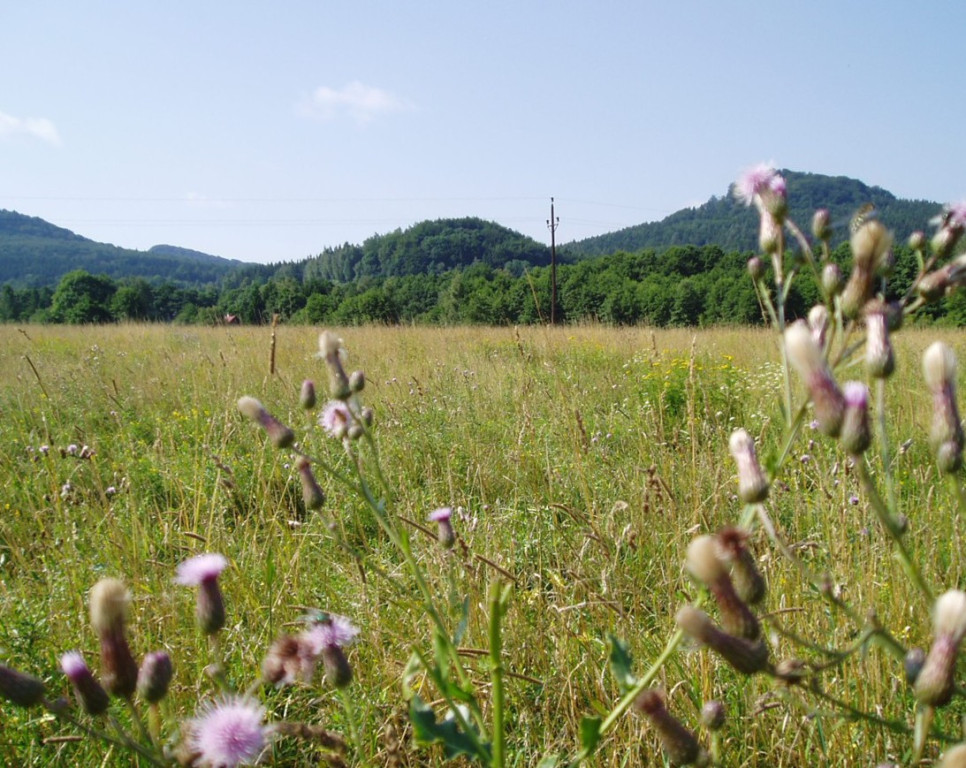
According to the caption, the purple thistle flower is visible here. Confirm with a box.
[175,554,228,635]
[303,613,359,653]
[175,553,228,586]
[734,164,782,207]
[189,696,269,768]
[319,401,352,438]
[304,613,359,689]
[428,507,456,549]
[946,200,966,231]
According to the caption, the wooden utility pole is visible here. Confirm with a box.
[547,198,559,324]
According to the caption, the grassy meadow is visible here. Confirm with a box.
[0,322,964,766]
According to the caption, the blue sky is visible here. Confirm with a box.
[2,2,964,264]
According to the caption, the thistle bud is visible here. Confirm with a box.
[811,209,832,241]
[174,554,229,636]
[60,651,109,715]
[348,370,366,393]
[321,645,353,689]
[319,331,351,400]
[237,396,295,449]
[747,256,765,281]
[904,647,926,685]
[0,664,46,708]
[784,321,845,437]
[821,263,843,297]
[428,507,456,549]
[296,457,325,510]
[758,212,781,255]
[852,220,893,270]
[923,342,964,474]
[840,382,871,455]
[299,380,317,410]
[728,429,768,504]
[841,220,892,318]
[675,605,769,675]
[716,527,766,605]
[137,651,173,704]
[633,690,707,767]
[908,231,926,251]
[918,267,951,303]
[700,700,726,731]
[807,304,829,350]
[864,301,894,379]
[686,535,759,640]
[89,578,139,699]
[914,590,966,707]
[932,226,961,259]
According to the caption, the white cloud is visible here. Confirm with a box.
[0,110,62,146]
[298,81,412,124]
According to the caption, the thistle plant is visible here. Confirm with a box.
[0,561,350,766]
[547,166,966,767]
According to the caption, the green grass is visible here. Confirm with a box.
[0,322,964,766]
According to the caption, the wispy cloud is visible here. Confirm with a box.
[298,81,412,125]
[185,192,232,210]
[0,110,62,146]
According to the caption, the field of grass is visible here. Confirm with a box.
[1,322,964,766]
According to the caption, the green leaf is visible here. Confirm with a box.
[579,715,602,753]
[409,694,489,762]
[608,634,637,694]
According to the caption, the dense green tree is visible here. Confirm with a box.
[111,278,155,321]
[49,270,117,323]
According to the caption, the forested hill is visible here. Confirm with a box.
[300,217,551,282]
[0,210,243,287]
[564,170,941,258]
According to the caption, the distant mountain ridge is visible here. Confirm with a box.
[299,217,550,283]
[0,209,243,287]
[563,170,942,257]
[0,171,949,289]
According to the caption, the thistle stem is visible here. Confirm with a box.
[489,580,510,768]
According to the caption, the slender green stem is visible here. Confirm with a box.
[122,698,154,752]
[774,269,794,427]
[338,687,362,757]
[874,378,898,515]
[488,580,509,768]
[105,712,167,765]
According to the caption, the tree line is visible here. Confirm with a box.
[4,242,964,327]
